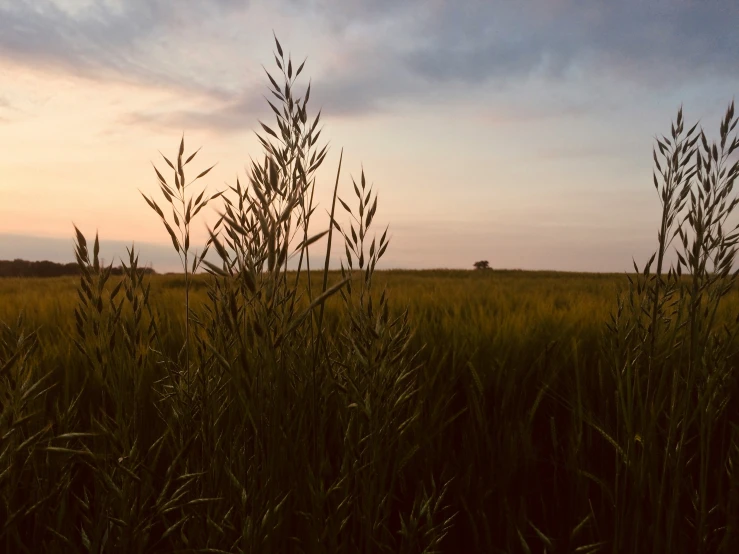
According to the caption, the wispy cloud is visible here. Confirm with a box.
[123,62,417,133]
[0,0,248,97]
[2,0,736,134]
[121,89,268,134]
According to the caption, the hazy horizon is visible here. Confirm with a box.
[1,0,738,273]
[0,231,644,274]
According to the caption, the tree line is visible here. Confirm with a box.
[0,259,156,278]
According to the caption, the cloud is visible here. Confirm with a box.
[0,0,247,97]
[122,89,269,134]
[402,0,739,87]
[0,94,22,124]
[191,0,739,128]
[2,0,736,133]
[122,48,418,133]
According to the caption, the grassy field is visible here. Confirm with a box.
[2,37,739,553]
[0,270,627,374]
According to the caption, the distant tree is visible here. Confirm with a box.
[474,260,491,270]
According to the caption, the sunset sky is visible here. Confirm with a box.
[0,0,738,273]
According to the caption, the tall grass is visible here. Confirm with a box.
[594,104,739,553]
[1,36,738,553]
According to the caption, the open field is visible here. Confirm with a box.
[4,269,738,376]
[0,270,630,372]
[2,268,739,552]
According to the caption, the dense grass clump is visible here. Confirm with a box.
[1,37,739,553]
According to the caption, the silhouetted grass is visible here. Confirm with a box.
[1,36,738,553]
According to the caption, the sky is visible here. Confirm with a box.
[0,0,738,273]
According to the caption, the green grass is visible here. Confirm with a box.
[1,35,739,553]
[0,270,626,351]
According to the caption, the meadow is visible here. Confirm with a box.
[2,36,739,553]
[0,270,625,378]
